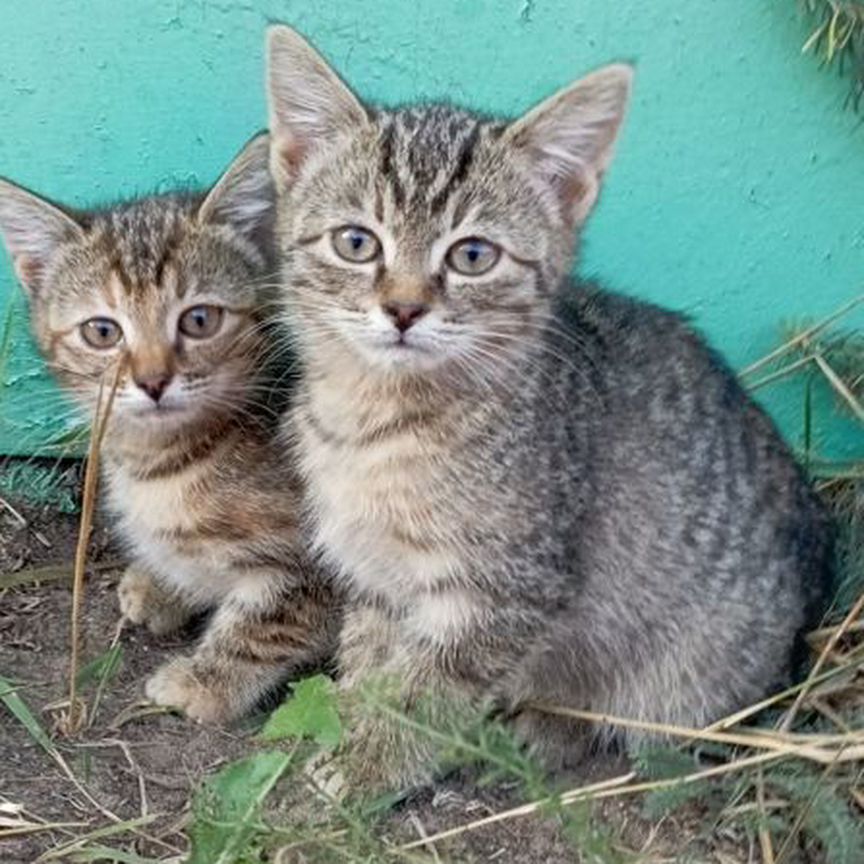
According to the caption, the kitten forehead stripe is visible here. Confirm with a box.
[429,121,482,216]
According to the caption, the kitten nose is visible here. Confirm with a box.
[382,301,429,333]
[135,374,171,403]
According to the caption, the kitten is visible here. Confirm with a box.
[265,27,833,793]
[0,135,339,723]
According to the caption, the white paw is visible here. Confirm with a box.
[117,567,188,636]
[145,657,229,724]
[117,567,153,624]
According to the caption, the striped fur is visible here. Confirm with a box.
[0,135,340,723]
[267,27,832,795]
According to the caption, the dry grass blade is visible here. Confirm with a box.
[528,704,864,764]
[65,357,126,736]
[756,769,775,864]
[808,618,864,645]
[0,675,121,824]
[397,770,635,852]
[407,812,443,864]
[0,494,28,526]
[399,751,785,852]
[0,559,123,591]
[561,750,787,805]
[2,563,91,591]
[706,662,856,732]
[77,737,149,817]
[0,495,52,547]
[85,620,126,730]
[37,814,159,862]
[779,590,864,732]
[108,701,174,730]
[0,821,88,840]
[812,351,864,422]
[747,355,815,391]
[774,749,845,864]
[738,293,864,378]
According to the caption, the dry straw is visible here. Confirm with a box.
[399,582,864,851]
[62,357,126,736]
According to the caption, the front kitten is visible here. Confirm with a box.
[0,135,339,723]
[266,29,833,793]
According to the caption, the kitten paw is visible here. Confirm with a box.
[145,657,230,724]
[118,567,189,636]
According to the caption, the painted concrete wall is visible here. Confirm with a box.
[0,1,861,458]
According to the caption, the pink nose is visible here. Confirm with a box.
[135,374,171,403]
[382,301,429,333]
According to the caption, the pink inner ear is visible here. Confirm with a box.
[550,162,599,227]
[560,169,588,207]
[14,254,42,292]
[274,132,307,182]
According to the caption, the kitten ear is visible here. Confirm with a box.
[0,178,83,297]
[197,133,275,252]
[504,64,633,224]
[266,25,369,190]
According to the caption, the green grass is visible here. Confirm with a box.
[799,1,864,109]
[171,306,862,864]
[4,300,861,863]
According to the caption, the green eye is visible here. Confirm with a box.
[178,304,224,339]
[331,225,381,263]
[446,237,501,276]
[80,317,123,349]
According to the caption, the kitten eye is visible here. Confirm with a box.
[331,225,381,263]
[178,305,225,339]
[80,317,123,349]
[446,237,501,277]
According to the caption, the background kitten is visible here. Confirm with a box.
[0,135,339,723]
[266,27,833,793]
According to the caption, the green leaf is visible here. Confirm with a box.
[806,789,864,864]
[76,646,123,689]
[643,778,713,819]
[633,745,698,780]
[260,674,341,749]
[188,750,292,864]
[769,768,864,864]
[0,675,56,757]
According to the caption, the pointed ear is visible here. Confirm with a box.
[0,178,83,297]
[503,64,633,224]
[198,133,275,253]
[266,25,369,190]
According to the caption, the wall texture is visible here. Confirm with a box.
[0,0,861,458]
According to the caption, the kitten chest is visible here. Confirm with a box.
[104,464,235,604]
[298,410,465,599]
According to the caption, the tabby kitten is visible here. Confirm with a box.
[266,27,833,793]
[0,135,339,723]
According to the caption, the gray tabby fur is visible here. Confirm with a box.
[266,26,833,792]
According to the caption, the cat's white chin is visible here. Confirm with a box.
[119,401,198,430]
[354,339,449,374]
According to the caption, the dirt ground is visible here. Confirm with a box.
[1,494,765,864]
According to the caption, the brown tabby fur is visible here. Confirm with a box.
[0,135,340,722]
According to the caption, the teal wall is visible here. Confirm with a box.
[1,1,861,459]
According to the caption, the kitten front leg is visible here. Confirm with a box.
[117,564,194,636]
[327,603,484,797]
[145,577,337,724]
